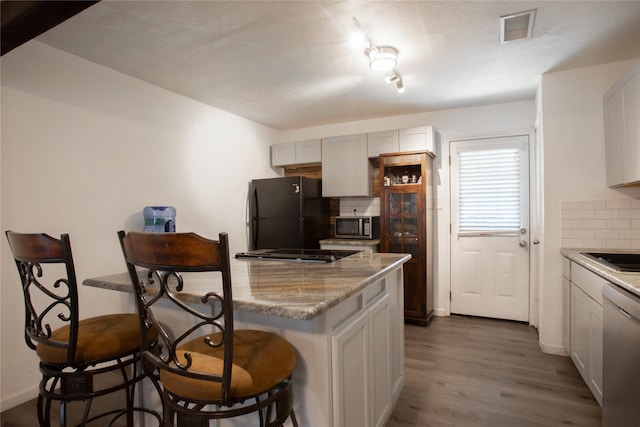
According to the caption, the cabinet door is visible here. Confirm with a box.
[399,126,435,153]
[271,141,296,166]
[604,84,625,186]
[322,134,371,197]
[383,189,425,320]
[368,130,399,158]
[387,269,404,401]
[296,139,321,164]
[563,275,571,355]
[331,310,370,427]
[622,61,640,183]
[369,293,392,427]
[571,283,589,379]
[589,298,603,405]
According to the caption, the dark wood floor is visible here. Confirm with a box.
[387,315,601,427]
[2,316,601,427]
[1,370,133,427]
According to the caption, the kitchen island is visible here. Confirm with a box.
[84,251,410,427]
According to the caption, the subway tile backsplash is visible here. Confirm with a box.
[339,198,381,217]
[561,199,640,249]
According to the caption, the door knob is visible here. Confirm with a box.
[519,240,528,248]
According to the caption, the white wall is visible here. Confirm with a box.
[0,41,280,410]
[538,59,640,354]
[281,101,537,319]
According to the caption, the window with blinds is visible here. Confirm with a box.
[458,147,521,234]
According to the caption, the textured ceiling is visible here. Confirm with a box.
[33,1,640,130]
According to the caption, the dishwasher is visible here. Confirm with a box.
[603,283,640,426]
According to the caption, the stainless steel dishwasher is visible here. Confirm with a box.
[603,283,640,427]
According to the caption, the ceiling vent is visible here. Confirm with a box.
[500,9,536,43]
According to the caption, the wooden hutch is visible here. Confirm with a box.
[379,150,434,325]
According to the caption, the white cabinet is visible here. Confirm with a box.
[271,139,321,166]
[399,126,436,153]
[604,59,640,186]
[331,291,391,427]
[332,309,370,427]
[368,130,399,158]
[322,134,372,197]
[589,297,603,403]
[569,262,605,406]
[562,257,571,355]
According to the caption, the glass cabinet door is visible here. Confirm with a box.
[386,191,419,259]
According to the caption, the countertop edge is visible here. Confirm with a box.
[83,253,411,321]
[561,248,640,297]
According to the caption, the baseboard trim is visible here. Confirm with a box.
[1,385,39,412]
[539,340,569,356]
[433,308,447,317]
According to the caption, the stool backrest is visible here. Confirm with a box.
[117,231,235,404]
[5,231,80,364]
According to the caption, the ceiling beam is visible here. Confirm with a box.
[1,1,100,56]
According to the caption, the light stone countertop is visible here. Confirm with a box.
[84,251,410,321]
[561,248,640,297]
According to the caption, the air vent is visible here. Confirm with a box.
[500,9,536,43]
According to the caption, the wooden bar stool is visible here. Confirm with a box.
[118,230,299,427]
[5,230,160,426]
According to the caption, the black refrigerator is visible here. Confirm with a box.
[249,176,330,250]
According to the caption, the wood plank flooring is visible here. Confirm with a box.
[1,370,132,427]
[2,315,601,427]
[387,315,601,427]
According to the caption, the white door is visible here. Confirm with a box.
[450,135,530,322]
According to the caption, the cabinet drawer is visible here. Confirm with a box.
[571,262,607,305]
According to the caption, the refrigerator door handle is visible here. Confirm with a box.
[252,186,259,249]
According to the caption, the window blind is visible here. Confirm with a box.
[458,148,521,233]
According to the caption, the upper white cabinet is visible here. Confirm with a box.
[367,130,399,158]
[399,126,436,153]
[271,139,321,167]
[322,134,372,197]
[604,59,640,186]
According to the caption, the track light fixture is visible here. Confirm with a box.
[385,70,405,93]
[365,45,398,71]
[352,17,406,93]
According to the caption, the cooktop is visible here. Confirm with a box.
[582,252,640,273]
[235,248,361,263]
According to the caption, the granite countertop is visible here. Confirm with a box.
[319,238,380,246]
[84,252,410,321]
[561,248,640,297]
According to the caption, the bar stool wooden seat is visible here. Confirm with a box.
[5,231,159,427]
[118,230,299,427]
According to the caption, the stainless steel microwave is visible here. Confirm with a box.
[334,216,380,239]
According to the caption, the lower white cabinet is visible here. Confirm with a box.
[562,257,571,355]
[569,261,605,406]
[332,291,391,427]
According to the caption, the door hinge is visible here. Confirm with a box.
[449,291,452,301]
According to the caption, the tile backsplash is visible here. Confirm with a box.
[339,198,380,217]
[561,199,640,249]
